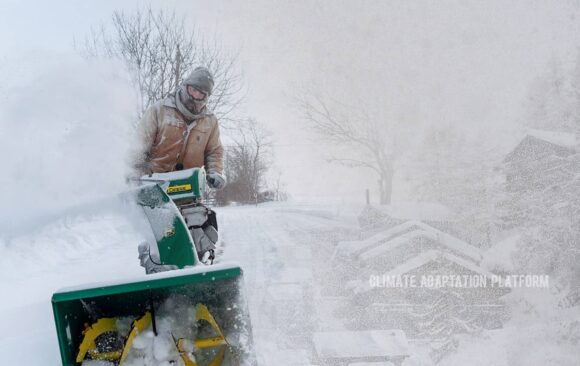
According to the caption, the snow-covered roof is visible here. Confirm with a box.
[356,221,482,263]
[384,250,495,278]
[503,129,578,163]
[313,330,409,360]
[375,202,457,222]
[527,129,577,148]
[334,220,423,258]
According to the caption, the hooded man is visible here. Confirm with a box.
[136,66,226,189]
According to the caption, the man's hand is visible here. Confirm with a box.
[207,171,226,190]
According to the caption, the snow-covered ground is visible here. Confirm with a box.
[0,197,354,365]
[219,203,360,365]
[1,197,579,365]
[0,198,147,364]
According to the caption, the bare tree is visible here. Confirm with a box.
[271,171,288,202]
[299,95,395,204]
[77,7,244,124]
[215,119,273,205]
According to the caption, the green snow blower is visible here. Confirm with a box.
[51,168,255,366]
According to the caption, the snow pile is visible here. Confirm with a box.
[440,288,580,366]
[501,288,580,365]
[0,56,138,232]
[0,196,149,364]
[0,198,148,310]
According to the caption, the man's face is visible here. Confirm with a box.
[187,85,206,101]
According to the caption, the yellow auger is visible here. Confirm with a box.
[75,304,229,365]
[174,304,229,366]
[75,317,122,363]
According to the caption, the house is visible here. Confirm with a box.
[503,129,577,192]
[329,221,509,341]
[504,129,577,164]
[331,220,484,293]
[500,129,579,229]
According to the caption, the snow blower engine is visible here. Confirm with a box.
[138,168,220,270]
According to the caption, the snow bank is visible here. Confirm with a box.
[440,288,580,366]
[0,54,138,233]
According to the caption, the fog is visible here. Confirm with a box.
[1,0,580,204]
[181,0,580,202]
[1,2,579,365]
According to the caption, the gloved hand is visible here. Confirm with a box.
[206,171,226,190]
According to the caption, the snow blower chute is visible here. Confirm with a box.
[51,168,255,365]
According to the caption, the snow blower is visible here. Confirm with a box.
[51,168,256,365]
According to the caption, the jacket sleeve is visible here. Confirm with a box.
[133,104,159,175]
[204,116,224,175]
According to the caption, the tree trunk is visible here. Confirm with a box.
[378,166,393,205]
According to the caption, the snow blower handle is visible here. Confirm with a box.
[140,168,207,203]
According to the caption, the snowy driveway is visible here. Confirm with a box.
[220,204,350,365]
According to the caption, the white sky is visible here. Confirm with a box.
[1,0,580,203]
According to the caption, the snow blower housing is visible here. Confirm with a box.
[51,168,255,365]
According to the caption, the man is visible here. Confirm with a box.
[136,66,226,190]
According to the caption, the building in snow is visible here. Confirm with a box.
[503,129,577,192]
[504,129,577,163]
[329,220,510,352]
[500,129,579,229]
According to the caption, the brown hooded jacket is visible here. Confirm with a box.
[136,96,224,175]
